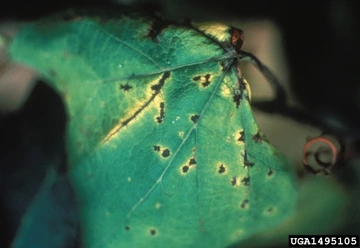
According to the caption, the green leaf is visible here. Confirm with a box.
[232,176,348,247]
[9,9,297,248]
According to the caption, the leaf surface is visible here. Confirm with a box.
[9,10,297,248]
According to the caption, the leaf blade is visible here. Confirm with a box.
[9,10,297,248]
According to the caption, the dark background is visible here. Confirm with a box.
[1,0,359,247]
[2,0,360,138]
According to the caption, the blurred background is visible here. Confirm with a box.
[0,0,359,247]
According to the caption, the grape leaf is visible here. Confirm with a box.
[9,9,297,248]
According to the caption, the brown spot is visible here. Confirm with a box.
[267,169,273,176]
[243,150,254,167]
[202,74,211,87]
[192,74,211,87]
[252,132,263,143]
[120,83,132,92]
[104,72,170,143]
[182,158,196,174]
[155,102,165,123]
[267,207,273,212]
[192,76,201,81]
[233,92,241,108]
[182,165,189,173]
[218,164,226,174]
[153,145,160,152]
[238,131,245,142]
[189,158,197,165]
[150,228,157,235]
[231,177,237,186]
[241,177,250,186]
[151,72,170,92]
[240,199,249,208]
[244,161,254,167]
[190,115,200,124]
[162,149,170,158]
[125,226,130,231]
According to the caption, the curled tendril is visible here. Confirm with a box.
[238,50,351,173]
[302,133,345,175]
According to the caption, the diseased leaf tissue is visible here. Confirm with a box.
[9,9,297,248]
